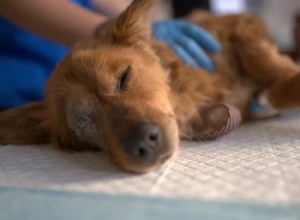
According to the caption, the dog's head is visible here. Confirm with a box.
[45,0,179,173]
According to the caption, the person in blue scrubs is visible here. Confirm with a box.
[0,0,220,110]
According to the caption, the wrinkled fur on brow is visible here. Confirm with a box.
[0,0,300,173]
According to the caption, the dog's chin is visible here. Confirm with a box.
[120,149,178,174]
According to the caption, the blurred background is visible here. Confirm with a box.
[168,0,299,50]
[114,0,300,60]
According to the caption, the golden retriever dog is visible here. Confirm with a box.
[0,0,300,173]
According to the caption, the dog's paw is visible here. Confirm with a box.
[197,103,242,140]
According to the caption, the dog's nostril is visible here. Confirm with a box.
[144,124,160,144]
[149,133,158,141]
[137,147,148,158]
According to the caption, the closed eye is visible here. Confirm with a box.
[79,118,90,131]
[117,66,131,91]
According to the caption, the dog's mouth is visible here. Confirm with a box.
[159,153,173,164]
[120,150,176,174]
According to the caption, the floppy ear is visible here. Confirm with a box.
[0,102,49,144]
[107,0,155,44]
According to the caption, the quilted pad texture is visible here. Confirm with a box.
[0,110,300,204]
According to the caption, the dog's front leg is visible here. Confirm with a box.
[181,103,241,140]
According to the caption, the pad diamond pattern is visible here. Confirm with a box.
[1,111,300,204]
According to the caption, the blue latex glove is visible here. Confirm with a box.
[153,20,221,71]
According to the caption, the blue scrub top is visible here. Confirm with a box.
[0,0,94,110]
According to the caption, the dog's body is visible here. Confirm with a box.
[1,0,300,173]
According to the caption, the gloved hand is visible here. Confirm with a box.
[153,20,221,71]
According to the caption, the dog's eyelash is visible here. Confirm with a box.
[79,119,89,130]
[117,66,131,91]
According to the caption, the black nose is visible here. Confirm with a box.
[123,123,161,160]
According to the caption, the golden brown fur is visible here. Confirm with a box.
[0,0,299,173]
